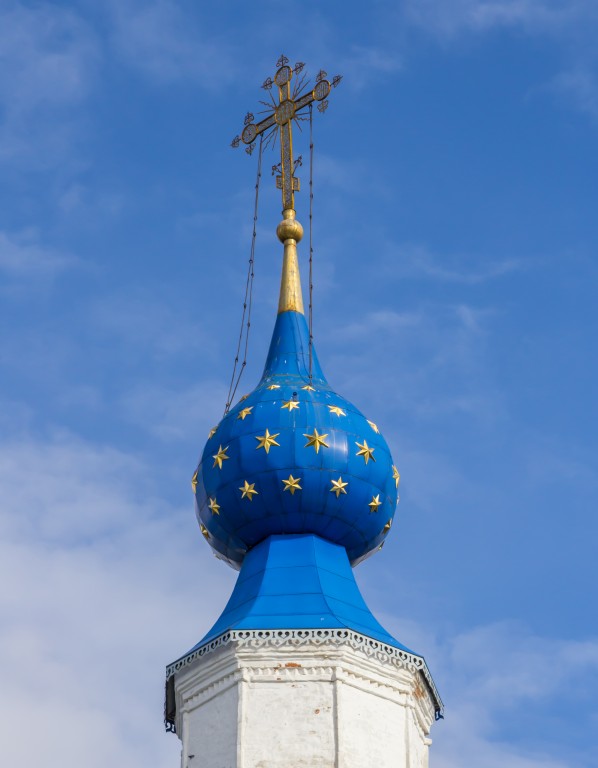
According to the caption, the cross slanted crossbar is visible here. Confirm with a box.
[232,56,342,212]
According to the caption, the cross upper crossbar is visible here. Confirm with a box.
[232,58,342,212]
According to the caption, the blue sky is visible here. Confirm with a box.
[1,1,597,766]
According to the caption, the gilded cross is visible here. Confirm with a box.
[232,55,341,212]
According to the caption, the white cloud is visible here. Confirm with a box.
[0,230,74,279]
[107,0,235,86]
[395,243,525,284]
[324,300,506,426]
[523,436,598,490]
[120,380,229,442]
[551,68,598,121]
[402,0,590,39]
[0,396,34,435]
[0,433,144,543]
[341,308,422,340]
[0,1,98,167]
[399,0,598,122]
[0,1,237,168]
[90,292,212,362]
[431,622,598,768]
[372,612,598,768]
[337,45,402,91]
[0,2,95,110]
[57,182,127,219]
[0,430,234,768]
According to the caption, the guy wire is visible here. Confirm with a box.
[224,133,263,414]
[308,103,314,381]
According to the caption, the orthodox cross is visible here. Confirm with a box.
[232,55,341,212]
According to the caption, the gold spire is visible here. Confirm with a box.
[276,208,304,314]
[233,59,341,316]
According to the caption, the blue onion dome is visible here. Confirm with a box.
[192,211,400,569]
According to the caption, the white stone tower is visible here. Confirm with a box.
[165,56,442,768]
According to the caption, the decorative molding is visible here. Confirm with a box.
[186,669,239,709]
[165,628,443,723]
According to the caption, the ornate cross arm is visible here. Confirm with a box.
[232,56,342,213]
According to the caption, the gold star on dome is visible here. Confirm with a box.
[304,428,329,453]
[239,394,249,402]
[392,466,400,488]
[281,399,300,411]
[239,480,258,501]
[355,440,375,464]
[367,420,380,434]
[200,523,209,539]
[237,406,253,420]
[212,445,229,469]
[368,494,382,513]
[255,428,280,453]
[282,474,302,495]
[191,470,198,493]
[302,384,316,392]
[208,425,218,439]
[330,476,348,497]
[267,384,281,390]
[328,405,346,417]
[383,519,392,533]
[208,497,220,515]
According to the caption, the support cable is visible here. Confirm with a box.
[308,103,314,381]
[224,133,263,414]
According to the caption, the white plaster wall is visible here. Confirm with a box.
[173,634,436,768]
[337,676,408,767]
[242,678,336,767]
[184,682,239,768]
[405,703,431,768]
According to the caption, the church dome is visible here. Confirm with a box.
[166,62,444,745]
[192,214,399,569]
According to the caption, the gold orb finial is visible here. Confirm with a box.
[276,208,303,244]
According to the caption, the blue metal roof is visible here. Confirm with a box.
[194,309,399,569]
[262,307,327,383]
[187,533,414,654]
